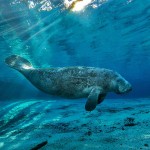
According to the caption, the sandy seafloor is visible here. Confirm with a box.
[0,98,150,150]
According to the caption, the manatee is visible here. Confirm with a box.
[5,55,132,111]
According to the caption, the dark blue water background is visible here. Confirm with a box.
[0,0,150,100]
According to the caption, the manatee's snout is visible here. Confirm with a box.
[114,76,132,94]
[124,83,132,93]
[118,82,132,94]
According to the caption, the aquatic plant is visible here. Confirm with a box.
[124,117,137,126]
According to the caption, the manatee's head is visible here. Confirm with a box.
[111,74,132,94]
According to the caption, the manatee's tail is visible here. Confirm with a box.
[5,55,33,71]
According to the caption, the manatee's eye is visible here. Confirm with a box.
[117,78,124,84]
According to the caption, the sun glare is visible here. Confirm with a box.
[23,64,33,69]
[64,0,93,12]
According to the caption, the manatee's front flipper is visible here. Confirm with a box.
[85,87,104,111]
[98,93,107,104]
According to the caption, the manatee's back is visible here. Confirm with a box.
[58,67,118,96]
[21,66,116,98]
[47,67,115,97]
[22,67,98,97]
[49,66,100,97]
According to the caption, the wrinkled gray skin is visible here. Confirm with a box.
[5,55,132,111]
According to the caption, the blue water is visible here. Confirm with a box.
[0,0,150,149]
